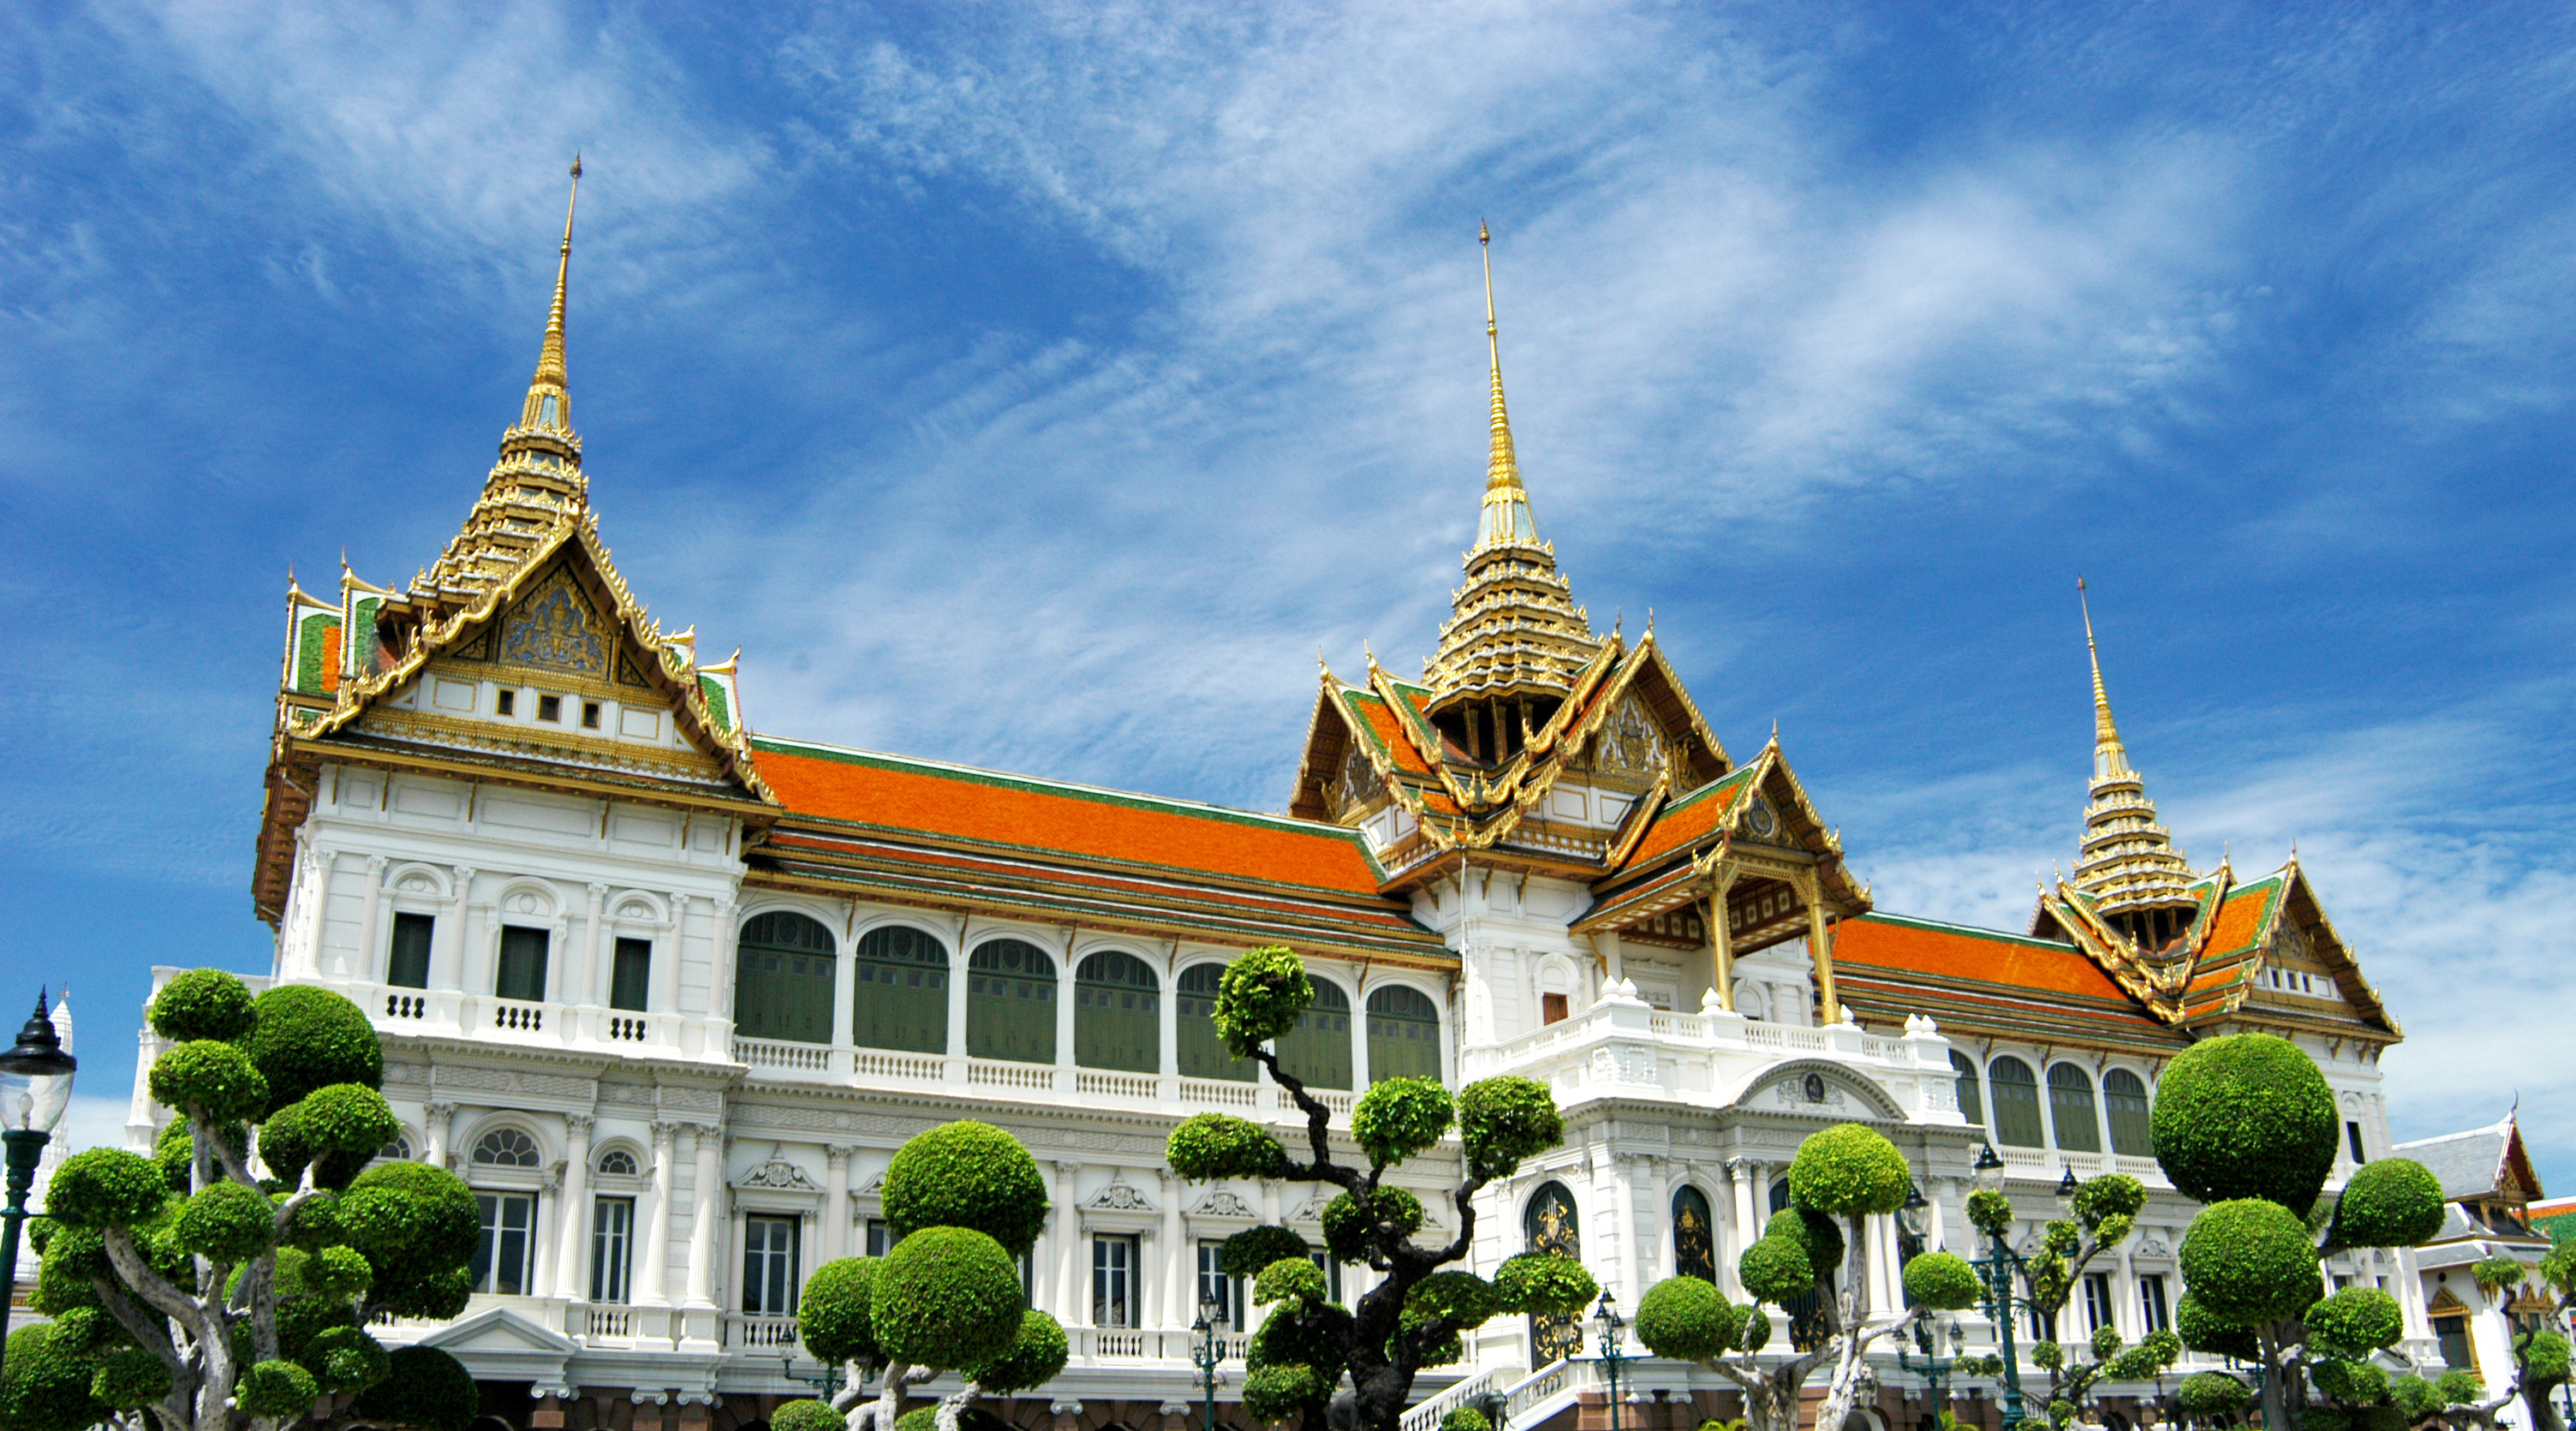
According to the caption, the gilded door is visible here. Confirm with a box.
[1525,1183,1583,1366]
[1673,1186,1718,1283]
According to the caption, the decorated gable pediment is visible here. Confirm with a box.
[497,568,609,677]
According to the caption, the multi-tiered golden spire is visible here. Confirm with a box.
[415,158,590,605]
[2069,578,2198,940]
[1476,220,1537,550]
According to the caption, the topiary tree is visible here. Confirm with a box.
[2151,1033,2448,1431]
[796,1251,884,1415]
[1633,1123,1984,1431]
[1162,945,1589,1431]
[2179,1371,2252,1429]
[2481,1244,2574,1431]
[0,970,480,1431]
[1972,1172,2177,1427]
[844,1122,1065,1431]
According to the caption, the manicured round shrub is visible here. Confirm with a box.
[881,1121,1048,1255]
[237,1359,320,1418]
[1492,1251,1598,1315]
[2432,1370,2484,1407]
[2519,1329,2570,1385]
[297,1083,403,1158]
[1966,1189,2013,1237]
[1353,1077,1454,1167]
[47,1148,171,1230]
[1637,1275,1737,1362]
[2388,1375,2442,1422]
[2329,1159,2445,1249]
[772,1402,843,1431]
[152,969,257,1044]
[1901,1251,1982,1310]
[1215,946,1313,1054]
[1322,1186,1424,1263]
[968,1309,1067,1393]
[297,1324,389,1393]
[2151,1033,2338,1212]
[1457,1076,1563,1181]
[870,1225,1023,1370]
[150,1040,269,1124]
[2179,1198,2323,1324]
[1771,1207,1846,1280]
[1787,1124,1912,1216]
[1169,1114,1291,1182]
[1219,1225,1312,1279]
[1398,1303,1466,1367]
[88,1346,173,1410]
[338,1160,480,1294]
[1440,1410,1493,1431]
[246,986,382,1115]
[1243,1362,1328,1422]
[306,1244,375,1300]
[1,1323,106,1431]
[798,1255,881,1366]
[2471,1255,2524,1292]
[1255,1257,1327,1307]
[2313,1357,2390,1406]
[2174,1293,2259,1362]
[2306,1285,2405,1356]
[277,1189,343,1251]
[893,1411,937,1431]
[2072,1173,2148,1225]
[1739,1231,1818,1304]
[1406,1270,1498,1329]
[175,1180,273,1264]
[354,1346,476,1431]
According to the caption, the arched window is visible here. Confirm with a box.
[2048,1064,2102,1153]
[1275,977,1351,1091]
[1951,1051,1984,1131]
[1524,1183,1582,1366]
[2103,1069,2154,1157]
[1989,1057,2045,1148]
[735,911,836,1046]
[967,939,1056,1064]
[855,925,948,1054]
[1673,1186,1717,1283]
[473,1129,540,1167]
[378,1137,412,1162]
[1365,986,1441,1083]
[596,1148,638,1176]
[1176,965,1250,1082]
[1075,951,1160,1073]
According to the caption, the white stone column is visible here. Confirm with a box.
[824,1146,853,1261]
[471,896,501,996]
[640,1122,677,1305]
[422,1102,459,1171]
[1056,1162,1084,1327]
[555,1115,594,1300]
[684,1129,723,1308]
[579,883,608,1007]
[1641,1156,1669,1291]
[356,856,390,981]
[654,897,687,1014]
[534,1163,563,1300]
[1160,1169,1186,1330]
[1157,961,1180,1095]
[1056,936,1078,1088]
[945,942,972,1071]
[831,919,858,1055]
[1726,1157,1756,1298]
[709,899,736,1023]
[435,868,474,990]
[1613,1154,1639,1309]
[1350,980,1372,1091]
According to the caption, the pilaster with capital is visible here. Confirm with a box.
[553,1114,596,1298]
[823,1145,855,1261]
[355,855,391,981]
[1054,1161,1083,1327]
[421,1102,459,1170]
[579,882,609,1009]
[683,1124,722,1309]
[639,1122,680,1306]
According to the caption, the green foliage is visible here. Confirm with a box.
[2178,1374,2251,1417]
[1440,1410,1494,1431]
[2314,1358,2391,1406]
[893,1412,936,1431]
[339,1160,480,1316]
[2151,1033,2339,1212]
[297,1325,390,1393]
[175,1179,273,1264]
[1256,1257,1327,1307]
[1321,1186,1424,1263]
[1219,1225,1312,1279]
[151,969,259,1044]
[2175,1293,2260,1362]
[1967,1190,2014,1237]
[1902,1251,1981,1310]
[2072,1174,2147,1226]
[967,1309,1068,1394]
[49,1148,174,1230]
[307,1244,376,1300]
[286,1083,402,1176]
[1457,1076,1564,1182]
[1786,1124,1913,1215]
[238,1359,321,1418]
[1739,1229,1820,1304]
[2327,1159,2446,1249]
[89,1346,173,1410]
[772,1401,844,1431]
[2388,1375,2442,1422]
[880,1121,1049,1256]
[2090,1323,2124,1361]
[151,1039,270,1123]
[246,985,383,1116]
[1215,945,1314,1055]
[1,1323,107,1431]
[2179,1197,2323,1323]
[2517,1327,2570,1383]
[1167,1113,1291,1182]
[1491,1251,1598,1315]
[1396,1302,1466,1368]
[1353,1077,1454,1167]
[2031,1340,2066,1373]
[2431,1370,2484,1407]
[2470,1255,2525,1293]
[1243,1362,1329,1421]
[354,1345,478,1431]
[1637,1276,1751,1362]
[1406,1271,1499,1330]
[278,1190,344,1251]
[2042,1221,2081,1258]
[870,1225,1024,1370]
[799,1255,882,1366]
[2306,1286,2405,1357]
[1247,1300,1349,1385]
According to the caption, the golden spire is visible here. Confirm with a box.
[1475,221,1537,549]
[2078,575,2130,782]
[533,154,579,393]
[2066,577,2196,923]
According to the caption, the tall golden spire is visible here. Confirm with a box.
[504,155,582,455]
[1476,221,1538,550]
[2067,577,2197,928]
[2079,575,2131,782]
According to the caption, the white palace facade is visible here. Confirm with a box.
[133,189,2440,1431]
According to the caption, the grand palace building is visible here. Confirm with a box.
[130,179,2451,1431]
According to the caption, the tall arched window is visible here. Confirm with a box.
[854,925,948,1053]
[1952,1050,1985,1132]
[1075,951,1159,1073]
[2103,1069,2154,1156]
[1524,1183,1582,1366]
[1275,977,1351,1090]
[967,939,1056,1064]
[2048,1064,2102,1154]
[1989,1057,2045,1148]
[1673,1186,1717,1283]
[735,912,837,1045]
[1365,986,1441,1083]
[1176,965,1250,1082]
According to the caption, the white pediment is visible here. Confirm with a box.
[415,1305,575,1356]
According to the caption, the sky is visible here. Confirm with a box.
[3,2,2571,1194]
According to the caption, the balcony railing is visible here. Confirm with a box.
[729,1314,800,1349]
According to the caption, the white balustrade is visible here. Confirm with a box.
[733,1036,832,1072]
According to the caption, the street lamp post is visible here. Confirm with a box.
[1191,1295,1228,1431]
[1594,1290,1631,1431]
[1970,1144,2029,1431]
[0,991,76,1381]
[776,1351,844,1399]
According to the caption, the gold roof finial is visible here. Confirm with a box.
[495,155,584,464]
[2066,576,2197,916]
[1475,221,1535,546]
[535,154,580,391]
[2078,575,2124,768]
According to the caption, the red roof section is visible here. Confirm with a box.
[1835,915,2133,1004]
[754,740,1387,894]
[1344,690,1436,775]
[1615,770,1753,872]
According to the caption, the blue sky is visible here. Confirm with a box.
[3,2,2570,1192]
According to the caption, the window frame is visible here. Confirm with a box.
[1364,983,1443,1084]
[1196,1237,1245,1332]
[853,924,950,1054]
[495,925,551,1003]
[609,936,653,1012]
[1989,1056,2046,1148]
[2103,1068,2154,1157]
[1074,951,1161,1074]
[1092,1233,1141,1330]
[735,909,838,1046]
[742,1213,803,1317]
[470,1190,539,1296]
[2048,1063,2103,1154]
[965,937,1058,1065]
[1176,963,1251,1082]
[387,911,434,990]
[1274,975,1353,1090]
[590,1195,635,1303]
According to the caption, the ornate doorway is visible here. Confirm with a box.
[1525,1182,1583,1365]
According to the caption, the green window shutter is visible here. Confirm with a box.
[1075,952,1160,1073]
[967,939,1057,1064]
[1989,1058,2045,1148]
[610,938,652,1011]
[1364,985,1442,1083]
[1275,979,1351,1090]
[854,925,949,1054]
[387,913,433,989]
[1951,1051,1984,1130]
[2048,1064,2102,1153]
[1176,965,1250,1082]
[496,927,549,1002]
[2103,1070,2155,1157]
[736,912,837,1045]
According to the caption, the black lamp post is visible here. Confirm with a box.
[1191,1294,1228,1431]
[1594,1290,1631,1431]
[1969,1144,2028,1431]
[775,1349,844,1398]
[2055,1166,2081,1204]
[0,990,75,1380]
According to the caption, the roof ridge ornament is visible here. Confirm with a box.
[2066,578,2197,920]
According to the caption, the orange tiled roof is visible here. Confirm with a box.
[1342,689,1437,776]
[1834,913,2184,1052]
[1615,768,1756,872]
